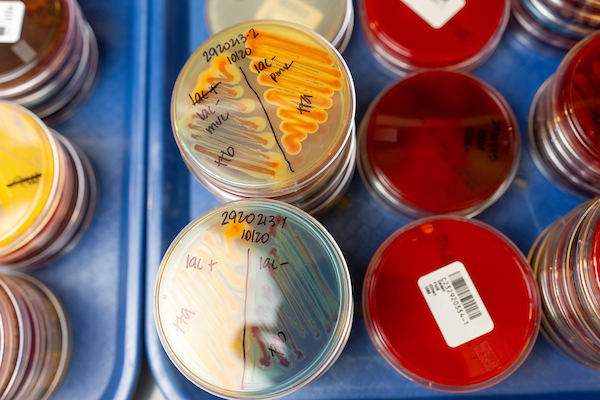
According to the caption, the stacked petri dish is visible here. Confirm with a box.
[511,0,600,51]
[529,31,600,197]
[0,272,71,399]
[171,21,356,215]
[359,0,510,74]
[0,101,97,269]
[363,216,541,392]
[205,0,354,54]
[357,70,521,219]
[155,199,353,399]
[529,198,600,369]
[0,0,99,125]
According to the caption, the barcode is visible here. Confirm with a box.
[0,27,5,37]
[449,271,482,320]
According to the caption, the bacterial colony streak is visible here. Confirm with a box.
[239,66,294,173]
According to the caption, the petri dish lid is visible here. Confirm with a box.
[0,101,60,253]
[205,0,353,51]
[554,31,600,162]
[171,20,355,199]
[359,0,509,71]
[363,216,540,392]
[155,199,353,399]
[0,0,74,86]
[358,70,520,218]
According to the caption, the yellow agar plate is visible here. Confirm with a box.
[0,102,58,250]
[172,21,355,198]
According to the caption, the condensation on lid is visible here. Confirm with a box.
[171,20,355,198]
[155,200,352,399]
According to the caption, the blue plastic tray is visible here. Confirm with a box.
[144,0,599,398]
[28,0,147,398]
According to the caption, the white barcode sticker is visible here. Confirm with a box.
[418,261,493,348]
[400,0,465,29]
[0,1,25,44]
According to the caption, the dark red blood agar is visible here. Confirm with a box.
[556,32,600,163]
[360,0,508,72]
[359,70,519,218]
[363,217,540,391]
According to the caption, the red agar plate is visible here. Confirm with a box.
[363,217,540,392]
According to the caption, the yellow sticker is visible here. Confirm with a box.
[0,102,58,249]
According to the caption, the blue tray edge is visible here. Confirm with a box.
[99,0,149,397]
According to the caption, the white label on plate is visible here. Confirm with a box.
[255,0,324,31]
[418,261,494,348]
[0,2,25,44]
[400,0,465,29]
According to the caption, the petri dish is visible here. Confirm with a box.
[155,199,353,399]
[0,0,75,93]
[363,216,540,392]
[33,22,101,125]
[510,0,580,52]
[0,272,72,399]
[205,0,354,53]
[171,21,356,214]
[0,100,61,256]
[522,0,595,39]
[529,31,600,196]
[359,0,509,74]
[0,275,32,400]
[545,0,600,27]
[511,0,600,50]
[15,272,72,400]
[529,198,600,370]
[0,101,97,268]
[0,0,99,124]
[5,275,45,399]
[0,278,20,396]
[357,70,520,219]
